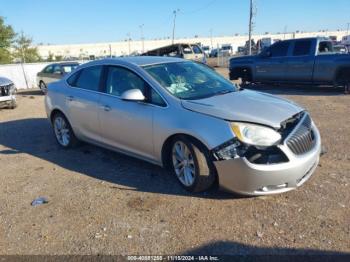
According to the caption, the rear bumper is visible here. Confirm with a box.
[214,124,321,196]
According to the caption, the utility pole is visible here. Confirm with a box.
[248,0,254,55]
[347,23,350,36]
[139,24,145,53]
[127,32,131,55]
[210,28,213,49]
[19,31,29,89]
[172,9,180,45]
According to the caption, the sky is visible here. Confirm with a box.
[1,0,349,45]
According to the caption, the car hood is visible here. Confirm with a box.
[181,90,304,129]
[0,77,13,86]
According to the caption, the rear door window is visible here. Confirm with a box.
[293,40,312,56]
[74,66,102,91]
[53,65,62,74]
[269,41,290,57]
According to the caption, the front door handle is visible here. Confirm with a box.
[103,105,111,112]
[67,96,74,101]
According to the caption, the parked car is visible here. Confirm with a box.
[37,62,79,93]
[45,57,321,196]
[209,48,219,57]
[341,35,350,45]
[143,43,205,63]
[209,48,228,58]
[0,77,17,109]
[221,44,233,55]
[229,37,350,87]
[201,45,211,57]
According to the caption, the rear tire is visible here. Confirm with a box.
[170,137,216,192]
[345,82,350,94]
[52,112,78,148]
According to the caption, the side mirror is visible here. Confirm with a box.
[121,89,145,101]
[53,70,63,75]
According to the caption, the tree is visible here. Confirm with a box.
[0,16,16,64]
[13,32,41,63]
[47,52,54,62]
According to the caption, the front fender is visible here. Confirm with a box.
[153,107,234,163]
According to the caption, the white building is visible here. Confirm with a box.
[36,30,349,60]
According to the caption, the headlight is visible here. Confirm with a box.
[231,122,281,147]
[9,84,16,95]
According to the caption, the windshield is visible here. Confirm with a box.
[143,62,237,100]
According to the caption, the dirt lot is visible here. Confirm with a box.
[0,68,349,256]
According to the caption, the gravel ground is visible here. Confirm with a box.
[0,68,349,256]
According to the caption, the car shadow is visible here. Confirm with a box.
[181,240,350,261]
[242,83,346,96]
[0,118,238,199]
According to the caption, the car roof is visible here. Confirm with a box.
[85,56,185,67]
[284,37,330,42]
[48,62,80,66]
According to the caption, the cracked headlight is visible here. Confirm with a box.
[231,122,281,147]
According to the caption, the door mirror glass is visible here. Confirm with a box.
[121,89,145,101]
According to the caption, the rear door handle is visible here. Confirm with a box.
[67,96,74,101]
[103,105,111,112]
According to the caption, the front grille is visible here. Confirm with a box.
[285,113,316,155]
[0,84,14,96]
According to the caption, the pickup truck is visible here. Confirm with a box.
[229,37,350,87]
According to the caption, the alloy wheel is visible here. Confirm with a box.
[172,141,196,187]
[53,116,71,147]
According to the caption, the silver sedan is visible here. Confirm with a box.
[45,57,321,195]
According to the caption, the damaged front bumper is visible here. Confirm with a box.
[0,83,17,107]
[214,124,321,196]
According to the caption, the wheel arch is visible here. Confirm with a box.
[334,66,350,84]
[229,66,253,81]
[161,133,211,170]
[50,108,69,124]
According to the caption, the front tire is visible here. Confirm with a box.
[52,112,78,148]
[9,100,17,109]
[170,137,215,192]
